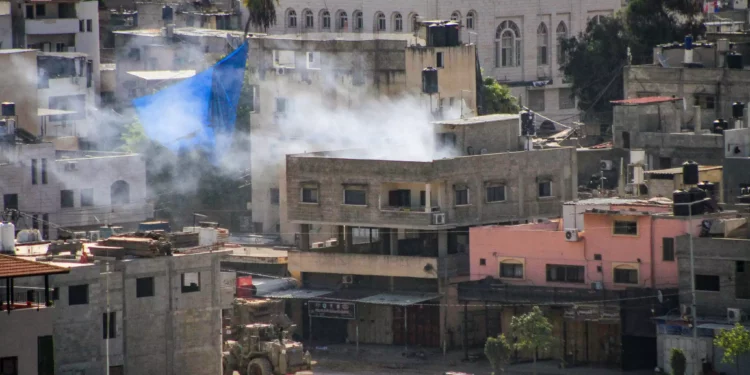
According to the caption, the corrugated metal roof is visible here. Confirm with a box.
[0,254,70,278]
[610,96,684,106]
[644,165,722,175]
[357,292,441,306]
[259,288,332,299]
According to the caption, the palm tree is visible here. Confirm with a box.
[243,0,278,36]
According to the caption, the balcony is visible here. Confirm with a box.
[289,251,469,279]
[26,18,80,35]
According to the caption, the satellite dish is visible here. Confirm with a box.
[657,290,664,304]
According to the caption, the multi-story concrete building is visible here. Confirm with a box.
[242,0,622,121]
[722,127,750,207]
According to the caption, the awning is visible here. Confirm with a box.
[127,70,196,81]
[258,288,332,299]
[357,292,441,306]
[38,108,77,117]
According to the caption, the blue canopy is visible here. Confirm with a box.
[132,41,249,163]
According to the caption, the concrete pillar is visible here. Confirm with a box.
[694,105,702,132]
[344,226,353,253]
[389,228,399,255]
[425,183,431,212]
[673,101,684,133]
[299,224,310,251]
[438,230,448,258]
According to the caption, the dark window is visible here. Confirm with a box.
[37,335,53,375]
[455,188,469,205]
[546,264,585,283]
[41,159,47,184]
[538,181,551,197]
[86,19,92,32]
[486,185,506,202]
[31,159,37,185]
[42,214,48,240]
[388,189,411,207]
[436,52,444,68]
[479,258,486,266]
[61,190,74,208]
[420,191,426,206]
[344,189,366,205]
[594,254,602,261]
[275,97,287,113]
[663,237,675,261]
[26,5,34,19]
[597,265,602,272]
[68,284,89,305]
[439,133,456,148]
[614,268,638,284]
[0,357,18,375]
[613,220,638,235]
[35,4,45,16]
[659,157,672,169]
[181,272,200,293]
[301,187,318,203]
[3,194,17,210]
[270,188,279,205]
[81,188,94,207]
[102,311,116,339]
[32,214,38,229]
[79,19,84,32]
[695,275,720,291]
[622,131,630,149]
[738,261,746,273]
[110,180,130,205]
[736,261,750,299]
[51,287,59,300]
[500,263,523,278]
[129,48,141,61]
[136,277,154,298]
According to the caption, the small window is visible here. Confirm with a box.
[558,88,575,110]
[466,11,475,30]
[594,254,602,261]
[181,272,201,293]
[102,311,116,339]
[455,187,469,206]
[538,181,551,197]
[500,262,523,279]
[479,258,486,266]
[35,4,45,16]
[86,19,92,32]
[622,131,631,149]
[79,20,85,32]
[662,237,675,261]
[696,274,720,291]
[436,52,444,68]
[3,194,17,210]
[129,48,141,61]
[344,188,366,205]
[614,267,638,284]
[0,357,18,375]
[270,188,280,205]
[136,277,154,298]
[546,264,585,283]
[26,5,33,19]
[275,97,287,113]
[738,261,746,273]
[61,190,75,208]
[68,284,89,305]
[486,185,506,202]
[51,287,59,300]
[301,186,318,203]
[41,159,47,184]
[31,159,37,185]
[81,188,94,207]
[613,220,638,236]
[32,214,38,229]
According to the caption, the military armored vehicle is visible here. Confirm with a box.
[223,323,312,375]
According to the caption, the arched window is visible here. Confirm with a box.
[411,13,419,32]
[466,11,476,30]
[556,21,568,64]
[286,9,297,29]
[393,12,403,32]
[375,12,386,32]
[110,180,130,205]
[353,10,363,31]
[304,9,313,29]
[321,10,331,30]
[590,15,605,25]
[537,22,548,65]
[337,10,348,31]
[495,20,521,67]
[450,11,460,22]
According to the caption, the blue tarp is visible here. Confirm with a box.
[132,41,249,163]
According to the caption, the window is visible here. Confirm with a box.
[275,97,287,113]
[546,265,585,283]
[450,11,460,21]
[486,185,506,202]
[68,284,89,305]
[614,267,638,284]
[301,186,318,203]
[129,48,141,61]
[388,189,411,207]
[479,258,486,266]
[41,159,47,184]
[353,11,363,31]
[136,277,154,298]
[287,9,297,28]
[304,9,314,28]
[102,311,116,339]
[26,5,33,19]
[662,237,675,261]
[556,21,567,63]
[538,181,551,197]
[694,95,715,110]
[110,180,130,205]
[594,254,602,261]
[0,357,18,375]
[696,275,720,291]
[590,15,605,25]
[622,131,631,149]
[495,20,521,67]
[439,132,456,148]
[376,12,386,31]
[558,88,574,110]
[736,261,750,299]
[32,214,38,229]
[659,157,672,169]
[344,187,366,205]
[77,188,93,207]
[337,11,347,31]
[528,90,545,111]
[455,187,469,206]
[31,159,37,185]
[436,52,444,68]
[35,4,45,16]
[500,262,523,278]
[86,19,92,32]
[393,13,403,32]
[613,220,638,236]
[61,190,74,208]
[42,214,48,240]
[270,188,279,205]
[411,14,419,32]
[466,11,475,30]
[537,23,548,65]
[3,194,17,210]
[181,272,201,293]
[79,20,85,32]
[321,10,330,30]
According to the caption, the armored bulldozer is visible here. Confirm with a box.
[223,323,312,375]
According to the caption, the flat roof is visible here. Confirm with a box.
[565,197,673,206]
[644,165,722,175]
[0,254,71,278]
[433,113,518,126]
[0,49,36,54]
[259,288,332,299]
[257,32,422,43]
[127,70,196,81]
[611,96,684,106]
[114,27,246,38]
[357,292,441,306]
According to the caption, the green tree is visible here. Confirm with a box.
[485,334,512,374]
[714,323,750,375]
[482,77,520,114]
[509,306,556,375]
[243,0,278,35]
[670,348,686,375]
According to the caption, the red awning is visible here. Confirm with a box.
[610,96,684,106]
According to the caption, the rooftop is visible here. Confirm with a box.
[0,49,36,55]
[39,51,89,59]
[255,32,425,44]
[127,70,196,81]
[114,27,247,38]
[0,254,71,278]
[611,96,684,106]
[564,197,673,206]
[644,165,723,175]
[433,113,518,126]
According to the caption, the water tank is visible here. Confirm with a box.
[0,222,14,254]
[712,118,728,134]
[682,160,700,185]
[1,102,15,117]
[162,5,173,22]
[688,187,707,215]
[422,67,438,94]
[428,24,446,47]
[698,181,716,200]
[198,227,218,246]
[733,102,745,118]
[673,190,691,216]
[727,52,744,69]
[445,22,460,46]
[16,229,41,244]
[684,35,693,50]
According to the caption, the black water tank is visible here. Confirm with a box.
[673,190,691,216]
[422,67,438,94]
[1,102,15,117]
[733,102,745,118]
[727,52,744,69]
[162,5,173,21]
[688,187,707,215]
[429,24,446,47]
[445,22,460,46]
[698,181,716,200]
[682,160,699,185]
[712,118,728,134]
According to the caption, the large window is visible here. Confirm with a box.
[662,237,675,261]
[558,88,575,110]
[0,357,18,375]
[737,261,750,299]
[270,188,279,205]
[304,9,314,28]
[31,159,37,185]
[344,187,366,205]
[528,90,545,111]
[321,10,331,30]
[556,21,568,63]
[68,284,89,305]
[393,13,403,32]
[486,185,506,202]
[136,277,154,298]
[301,186,318,203]
[495,20,521,67]
[450,11,460,22]
[61,190,74,208]
[181,272,200,293]
[375,12,386,31]
[455,187,469,206]
[353,11,363,31]
[546,264,585,283]
[613,220,638,236]
[110,180,130,205]
[500,262,523,279]
[537,22,548,65]
[696,274,720,291]
[41,159,47,184]
[337,10,348,31]
[614,267,638,284]
[286,9,297,28]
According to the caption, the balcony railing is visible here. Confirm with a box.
[26,18,80,35]
[0,286,52,311]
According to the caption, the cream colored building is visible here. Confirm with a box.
[644,165,724,202]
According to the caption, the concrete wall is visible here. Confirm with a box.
[405,44,477,113]
[0,302,55,375]
[289,250,439,278]
[646,169,723,201]
[575,147,629,188]
[435,114,520,155]
[723,157,750,205]
[0,49,39,134]
[75,1,101,94]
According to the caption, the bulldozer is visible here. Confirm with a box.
[223,323,313,375]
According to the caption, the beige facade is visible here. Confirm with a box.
[404,44,478,113]
[0,49,39,135]
[645,166,724,202]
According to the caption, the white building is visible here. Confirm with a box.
[243,0,622,122]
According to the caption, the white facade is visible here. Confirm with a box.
[243,0,621,121]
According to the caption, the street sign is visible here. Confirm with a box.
[309,300,356,320]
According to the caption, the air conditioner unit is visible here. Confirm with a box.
[728,308,743,323]
[276,67,286,75]
[432,212,445,225]
[325,239,338,247]
[341,275,353,284]
[311,242,324,249]
[564,228,581,242]
[681,304,693,316]
[64,162,78,171]
[591,281,603,290]
[600,160,614,171]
